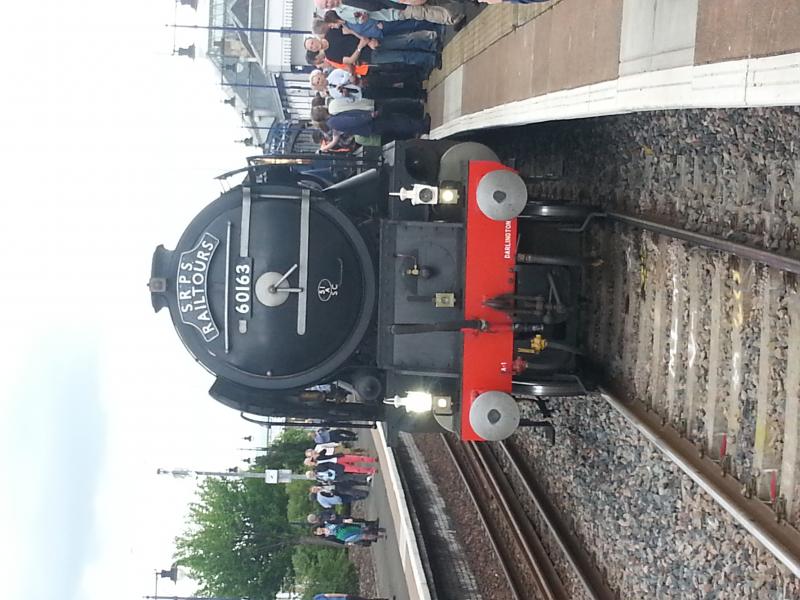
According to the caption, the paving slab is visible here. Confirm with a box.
[695,0,800,64]
[619,0,698,75]
[354,428,412,600]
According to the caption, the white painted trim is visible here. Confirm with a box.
[372,426,432,600]
[430,51,800,140]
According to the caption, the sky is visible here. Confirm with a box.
[0,1,269,598]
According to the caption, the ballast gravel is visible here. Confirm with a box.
[512,398,800,599]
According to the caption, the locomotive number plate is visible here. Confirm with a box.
[232,257,253,319]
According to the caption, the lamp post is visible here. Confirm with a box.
[222,82,310,91]
[157,467,307,483]
[149,560,245,599]
[142,595,247,600]
[170,23,311,36]
[151,562,179,600]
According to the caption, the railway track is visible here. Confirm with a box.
[440,435,614,600]
[470,107,800,594]
[501,109,800,518]
[580,213,800,578]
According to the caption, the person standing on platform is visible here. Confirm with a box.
[326,108,430,141]
[314,427,359,443]
[312,507,341,524]
[310,484,368,508]
[314,522,385,545]
[304,454,377,476]
[313,524,373,546]
[304,25,438,73]
[305,445,371,459]
[315,0,465,27]
[305,465,371,485]
[311,68,426,102]
[322,9,440,39]
[307,513,381,529]
[311,441,365,454]
[329,96,424,119]
[310,105,428,142]
[327,479,372,498]
[308,447,379,467]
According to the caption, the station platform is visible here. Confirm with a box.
[355,427,430,600]
[427,0,800,138]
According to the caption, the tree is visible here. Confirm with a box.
[174,429,358,598]
[292,545,359,600]
[175,476,297,598]
[256,428,313,471]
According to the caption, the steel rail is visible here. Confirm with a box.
[471,443,567,600]
[439,436,525,600]
[600,386,800,579]
[607,211,800,275]
[497,442,616,600]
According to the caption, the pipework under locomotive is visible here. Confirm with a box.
[149,140,594,442]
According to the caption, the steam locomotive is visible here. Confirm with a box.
[149,140,595,442]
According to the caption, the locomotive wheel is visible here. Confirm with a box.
[520,203,597,223]
[512,379,587,398]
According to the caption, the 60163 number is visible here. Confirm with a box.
[234,262,251,315]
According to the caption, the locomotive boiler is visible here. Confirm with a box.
[149,140,594,442]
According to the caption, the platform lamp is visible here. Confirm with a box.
[177,0,199,8]
[224,62,246,74]
[159,563,179,583]
[237,137,254,146]
[223,97,236,108]
[174,44,196,60]
[149,562,179,600]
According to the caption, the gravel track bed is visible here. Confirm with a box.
[585,220,800,493]
[688,254,714,445]
[490,442,592,600]
[512,399,800,599]
[496,104,800,515]
[447,441,547,599]
[735,265,763,484]
[478,107,800,255]
[587,223,800,489]
[412,434,517,600]
[467,107,800,591]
